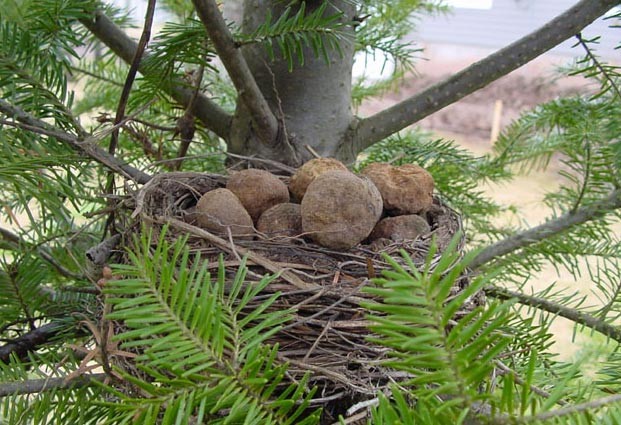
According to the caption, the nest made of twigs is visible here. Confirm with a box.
[121,169,481,423]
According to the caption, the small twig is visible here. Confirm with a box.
[109,0,154,156]
[303,319,332,362]
[332,411,368,425]
[304,144,321,159]
[0,226,84,280]
[494,360,568,406]
[575,33,621,100]
[489,393,621,424]
[487,285,621,343]
[0,100,152,184]
[69,65,123,87]
[0,373,107,397]
[172,64,204,171]
[470,189,621,269]
[153,216,318,290]
[346,397,380,416]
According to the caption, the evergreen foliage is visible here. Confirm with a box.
[1,0,620,423]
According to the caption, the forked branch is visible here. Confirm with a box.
[79,10,232,140]
[0,99,152,184]
[353,0,620,151]
[191,0,279,144]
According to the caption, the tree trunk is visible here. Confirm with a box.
[229,0,356,166]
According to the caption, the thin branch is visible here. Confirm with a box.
[0,322,75,364]
[487,286,621,343]
[69,65,123,87]
[470,189,621,270]
[0,227,84,280]
[109,0,156,156]
[0,373,106,397]
[489,392,621,424]
[79,10,232,140]
[0,99,152,184]
[353,0,620,151]
[575,32,621,100]
[191,0,279,144]
[494,360,568,406]
[172,61,205,171]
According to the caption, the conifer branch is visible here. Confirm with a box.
[353,0,619,151]
[191,0,279,144]
[0,373,106,397]
[470,188,621,270]
[487,286,621,343]
[0,323,68,363]
[0,227,84,280]
[108,0,156,157]
[79,10,232,140]
[489,393,621,424]
[0,99,152,184]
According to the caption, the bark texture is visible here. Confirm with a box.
[229,0,357,165]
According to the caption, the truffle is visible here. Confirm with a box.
[361,162,434,214]
[369,215,431,242]
[226,169,290,222]
[257,203,303,238]
[289,158,348,202]
[195,188,254,237]
[301,170,382,250]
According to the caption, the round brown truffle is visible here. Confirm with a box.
[289,158,348,202]
[195,188,253,237]
[369,215,431,242]
[257,203,303,238]
[361,162,434,214]
[301,170,383,250]
[226,169,290,222]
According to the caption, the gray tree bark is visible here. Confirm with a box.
[229,0,356,165]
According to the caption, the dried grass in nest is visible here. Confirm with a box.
[124,170,483,423]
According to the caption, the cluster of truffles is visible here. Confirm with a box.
[194,158,435,251]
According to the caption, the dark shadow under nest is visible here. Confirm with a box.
[114,170,484,423]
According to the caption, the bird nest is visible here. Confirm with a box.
[119,170,481,423]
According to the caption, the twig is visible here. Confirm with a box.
[153,216,318,290]
[470,189,621,269]
[575,33,621,100]
[346,397,380,416]
[172,62,205,170]
[0,322,82,364]
[0,100,152,184]
[109,0,156,157]
[487,286,621,343]
[0,226,84,280]
[79,10,232,140]
[489,393,621,424]
[69,65,123,86]
[0,373,106,397]
[191,0,279,144]
[494,360,568,406]
[354,0,620,151]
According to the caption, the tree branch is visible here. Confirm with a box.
[488,286,621,343]
[489,392,621,424]
[79,10,232,140]
[470,189,621,270]
[109,0,156,156]
[0,99,152,184]
[0,323,68,364]
[191,0,279,144]
[353,0,620,151]
[0,227,84,280]
[0,373,106,397]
